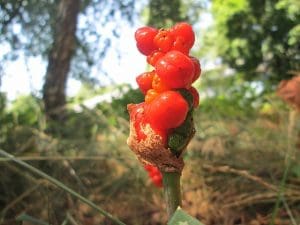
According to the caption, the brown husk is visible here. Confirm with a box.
[127,104,184,173]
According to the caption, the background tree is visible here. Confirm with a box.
[212,0,300,85]
[42,0,80,121]
[0,0,137,122]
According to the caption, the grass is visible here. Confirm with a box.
[0,92,299,225]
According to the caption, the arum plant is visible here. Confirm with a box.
[127,22,203,223]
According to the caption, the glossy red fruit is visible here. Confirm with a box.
[145,88,159,103]
[147,50,165,67]
[171,22,195,50]
[153,29,174,53]
[172,36,190,55]
[144,165,163,188]
[135,26,158,55]
[155,50,195,89]
[190,57,201,83]
[189,86,200,107]
[152,73,170,93]
[145,91,189,130]
[136,71,155,94]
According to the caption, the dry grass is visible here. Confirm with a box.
[0,98,300,225]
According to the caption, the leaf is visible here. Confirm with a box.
[16,213,50,225]
[168,207,205,225]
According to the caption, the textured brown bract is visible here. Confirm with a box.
[127,104,184,173]
[277,75,300,112]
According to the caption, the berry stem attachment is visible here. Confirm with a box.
[162,171,182,219]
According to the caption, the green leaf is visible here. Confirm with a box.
[168,207,205,225]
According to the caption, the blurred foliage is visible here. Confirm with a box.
[146,0,205,27]
[0,93,44,152]
[0,85,143,153]
[1,84,300,224]
[0,0,137,83]
[110,87,144,119]
[211,0,300,84]
[1,1,300,224]
[147,0,187,27]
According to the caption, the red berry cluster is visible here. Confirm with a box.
[133,22,201,145]
[144,164,163,188]
[129,23,201,184]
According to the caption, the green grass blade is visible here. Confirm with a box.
[0,149,127,225]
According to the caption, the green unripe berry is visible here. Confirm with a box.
[177,89,194,109]
[168,133,187,156]
[174,110,194,137]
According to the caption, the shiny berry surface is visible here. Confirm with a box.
[136,71,155,94]
[155,50,195,88]
[145,91,189,130]
[135,26,158,55]
[171,22,195,50]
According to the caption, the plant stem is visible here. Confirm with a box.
[162,171,182,219]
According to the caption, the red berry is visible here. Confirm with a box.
[144,164,153,172]
[135,26,158,55]
[144,165,163,188]
[171,22,195,50]
[147,50,165,66]
[145,91,189,130]
[190,57,201,83]
[172,36,190,54]
[136,71,155,94]
[152,73,170,93]
[189,86,200,108]
[155,50,195,89]
[145,89,159,103]
[151,174,163,187]
[153,29,175,53]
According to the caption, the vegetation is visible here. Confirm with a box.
[211,0,300,83]
[0,0,300,224]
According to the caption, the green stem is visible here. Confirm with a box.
[0,149,126,225]
[162,171,182,219]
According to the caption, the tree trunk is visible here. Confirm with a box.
[43,0,80,122]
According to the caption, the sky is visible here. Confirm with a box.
[0,25,146,101]
[0,9,213,101]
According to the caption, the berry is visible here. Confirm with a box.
[152,73,170,93]
[145,91,189,130]
[172,36,190,54]
[177,88,194,109]
[167,133,187,156]
[144,165,163,188]
[145,89,159,103]
[135,26,158,55]
[190,57,201,83]
[171,22,195,50]
[188,86,199,108]
[155,50,195,89]
[136,71,155,94]
[147,50,165,66]
[173,110,194,137]
[153,29,174,53]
